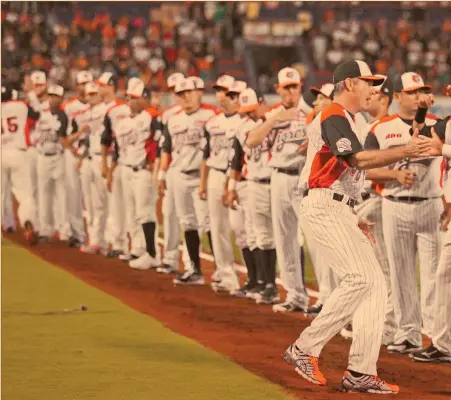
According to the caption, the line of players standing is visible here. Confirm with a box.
[1,67,450,363]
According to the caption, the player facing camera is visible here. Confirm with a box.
[174,79,200,113]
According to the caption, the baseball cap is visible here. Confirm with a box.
[227,80,247,96]
[47,84,64,97]
[174,78,196,94]
[278,67,301,87]
[213,75,235,91]
[30,71,46,85]
[126,78,150,98]
[393,72,431,93]
[333,60,385,86]
[310,83,334,99]
[85,82,100,95]
[188,76,205,90]
[167,72,185,89]
[76,70,93,84]
[1,84,13,102]
[239,88,264,113]
[96,72,117,87]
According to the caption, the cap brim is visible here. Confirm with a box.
[239,104,258,113]
[359,76,385,86]
[95,80,109,86]
[213,85,229,91]
[126,93,143,99]
[226,91,241,96]
[86,91,99,95]
[278,81,301,88]
[48,92,63,97]
[402,85,432,92]
[174,89,194,94]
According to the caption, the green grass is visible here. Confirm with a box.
[1,240,295,400]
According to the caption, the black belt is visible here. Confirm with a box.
[125,164,147,172]
[386,195,430,203]
[304,189,357,208]
[361,192,371,201]
[182,169,200,175]
[213,167,227,174]
[41,152,61,157]
[275,168,298,176]
[254,178,271,184]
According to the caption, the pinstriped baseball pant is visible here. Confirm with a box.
[296,188,386,375]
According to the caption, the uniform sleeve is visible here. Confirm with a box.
[27,106,40,121]
[364,132,380,150]
[101,114,113,147]
[56,112,68,138]
[161,124,172,154]
[203,127,210,160]
[321,115,363,157]
[229,136,244,173]
[416,116,449,142]
[111,138,119,163]
[145,117,159,164]
[71,118,78,134]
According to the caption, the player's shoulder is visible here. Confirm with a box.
[106,101,127,116]
[3,99,29,110]
[144,106,160,118]
[205,111,224,128]
[199,104,219,118]
[201,103,221,115]
[425,113,439,126]
[264,103,284,119]
[62,97,78,110]
[167,112,185,131]
[319,103,348,123]
[370,114,399,134]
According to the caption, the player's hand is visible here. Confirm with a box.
[418,93,435,109]
[358,218,376,245]
[396,170,417,189]
[101,163,109,178]
[405,128,434,157]
[427,127,444,157]
[227,190,239,209]
[80,125,90,134]
[199,184,207,201]
[158,180,166,198]
[221,188,229,207]
[298,137,309,155]
[276,108,299,122]
[440,205,451,231]
[106,170,113,192]
[22,77,34,93]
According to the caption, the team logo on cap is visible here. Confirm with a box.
[412,74,421,83]
[286,71,294,78]
[242,96,248,104]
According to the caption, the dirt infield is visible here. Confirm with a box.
[7,232,451,399]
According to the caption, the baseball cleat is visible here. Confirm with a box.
[68,236,82,248]
[80,245,104,255]
[283,344,327,386]
[129,253,160,270]
[232,282,257,298]
[340,324,353,340]
[256,284,280,305]
[173,270,205,285]
[273,301,306,313]
[38,235,50,244]
[304,303,323,318]
[118,253,139,262]
[23,221,38,245]
[156,264,177,274]
[211,279,240,294]
[4,227,16,233]
[341,370,399,394]
[387,340,421,354]
[246,283,265,301]
[105,249,123,258]
[410,345,451,363]
[211,269,222,285]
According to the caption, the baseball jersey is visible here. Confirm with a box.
[365,114,441,198]
[114,109,159,167]
[162,104,182,126]
[231,117,273,181]
[100,102,131,157]
[162,106,217,171]
[27,93,50,146]
[34,109,68,155]
[204,112,243,171]
[306,103,366,199]
[1,100,39,149]
[263,103,308,171]
[62,97,90,121]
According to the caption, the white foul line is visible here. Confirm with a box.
[156,237,319,299]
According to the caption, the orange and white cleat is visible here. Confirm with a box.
[24,221,38,245]
[283,344,327,386]
[341,370,400,394]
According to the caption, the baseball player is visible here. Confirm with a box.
[365,72,441,354]
[33,84,70,241]
[282,60,434,393]
[200,78,247,293]
[228,88,274,300]
[410,110,451,363]
[299,83,336,318]
[339,77,397,344]
[158,77,216,285]
[246,67,309,310]
[61,70,93,248]
[1,83,39,243]
[2,187,16,233]
[114,78,161,269]
[99,73,132,259]
[155,72,192,275]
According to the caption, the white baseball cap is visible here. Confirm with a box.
[126,78,150,98]
[167,72,185,89]
[174,78,196,94]
[238,88,264,113]
[47,84,64,97]
[30,71,46,85]
[278,67,301,87]
[213,75,235,91]
[227,80,247,95]
[393,72,431,93]
[76,70,93,84]
[188,76,205,90]
[85,82,100,95]
[310,83,334,99]
[96,72,117,87]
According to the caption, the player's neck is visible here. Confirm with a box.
[397,109,415,121]
[333,96,360,115]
